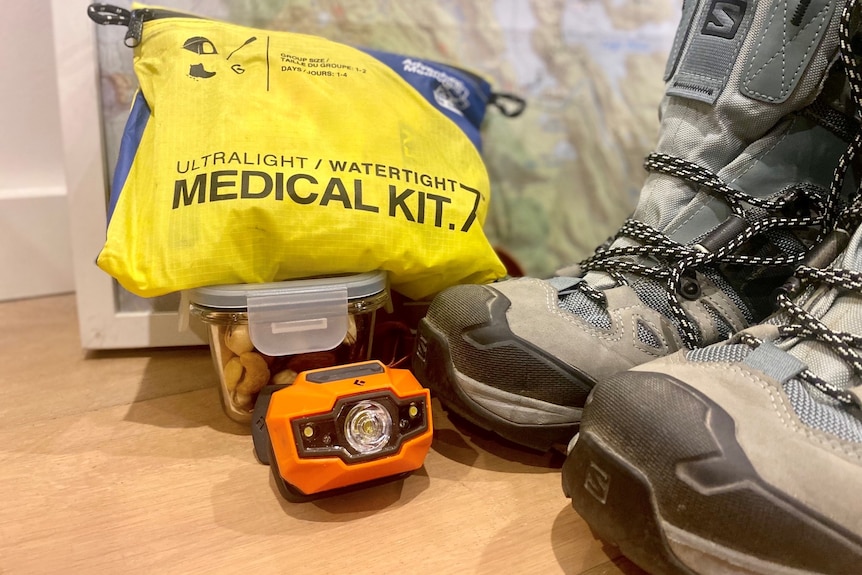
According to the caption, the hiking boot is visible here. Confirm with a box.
[563,215,862,575]
[412,0,857,450]
[564,7,862,564]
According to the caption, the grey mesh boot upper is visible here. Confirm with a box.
[412,0,859,450]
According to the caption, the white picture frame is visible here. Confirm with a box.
[53,0,204,349]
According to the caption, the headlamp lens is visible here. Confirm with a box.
[344,400,392,454]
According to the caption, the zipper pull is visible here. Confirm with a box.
[86,3,131,26]
[86,4,147,48]
[124,9,149,48]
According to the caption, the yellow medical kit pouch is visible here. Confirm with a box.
[88,4,521,300]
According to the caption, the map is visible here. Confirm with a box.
[95,0,683,310]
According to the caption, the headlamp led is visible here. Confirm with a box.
[252,360,433,500]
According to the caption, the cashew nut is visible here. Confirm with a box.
[344,315,357,346]
[236,351,270,395]
[271,369,298,385]
[223,357,244,394]
[234,392,254,411]
[225,324,254,355]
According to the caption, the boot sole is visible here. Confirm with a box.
[563,372,862,575]
[412,316,581,451]
[564,431,698,575]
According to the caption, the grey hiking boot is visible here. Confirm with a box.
[563,203,862,575]
[412,0,858,450]
[564,7,862,565]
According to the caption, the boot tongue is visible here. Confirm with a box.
[581,0,845,295]
[632,0,843,233]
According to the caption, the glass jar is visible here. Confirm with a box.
[188,272,390,423]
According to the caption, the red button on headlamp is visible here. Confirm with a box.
[252,361,433,500]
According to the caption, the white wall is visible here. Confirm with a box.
[0,2,74,301]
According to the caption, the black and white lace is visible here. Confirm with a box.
[561,0,862,354]
[570,0,862,351]
[574,152,840,349]
[735,0,862,413]
[737,263,862,409]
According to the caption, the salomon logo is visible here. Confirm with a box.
[702,0,747,39]
[584,461,610,504]
[415,335,428,363]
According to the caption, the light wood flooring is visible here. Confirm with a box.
[0,294,645,574]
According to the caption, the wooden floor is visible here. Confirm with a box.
[0,294,645,574]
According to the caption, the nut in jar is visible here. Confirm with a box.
[216,317,360,414]
[188,272,391,424]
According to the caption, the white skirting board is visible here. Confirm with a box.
[0,187,75,302]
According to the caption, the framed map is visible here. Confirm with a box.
[57,0,680,348]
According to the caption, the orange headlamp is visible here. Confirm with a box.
[252,360,433,500]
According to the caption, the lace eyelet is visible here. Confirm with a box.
[679,276,701,300]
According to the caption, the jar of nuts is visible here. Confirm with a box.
[188,272,390,423]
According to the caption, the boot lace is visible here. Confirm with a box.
[737,0,862,413]
[575,152,840,350]
[737,249,862,411]
[573,0,862,351]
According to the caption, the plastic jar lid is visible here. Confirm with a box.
[187,271,388,310]
[187,271,389,356]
